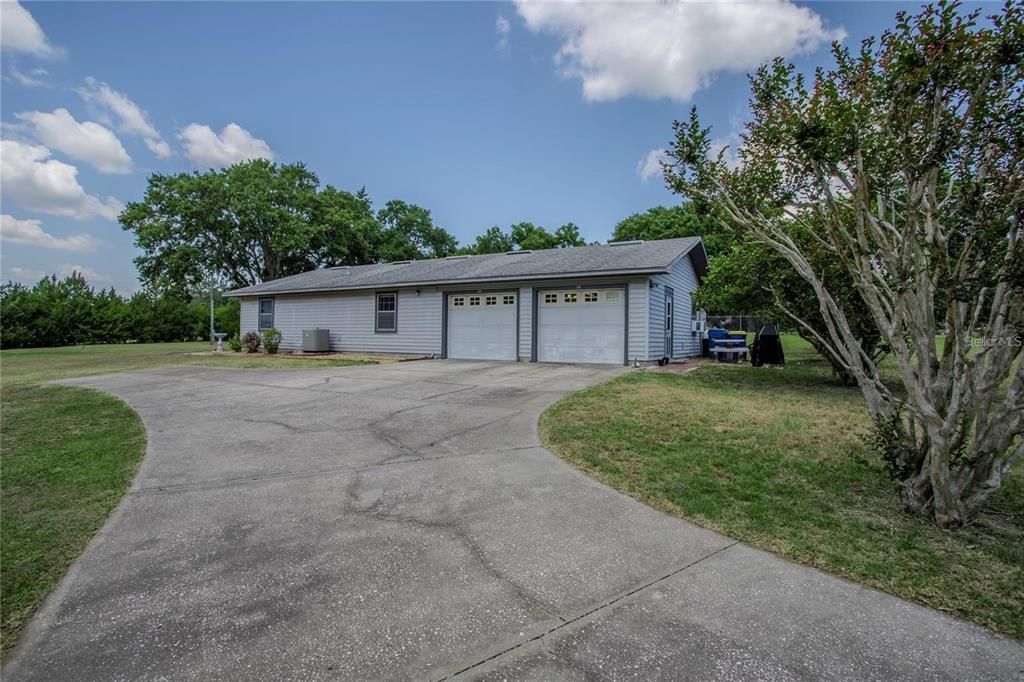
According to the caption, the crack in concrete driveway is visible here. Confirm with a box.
[6,361,1023,681]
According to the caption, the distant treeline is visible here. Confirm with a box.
[2,197,717,349]
[0,273,239,350]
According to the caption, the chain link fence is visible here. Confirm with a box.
[706,315,774,333]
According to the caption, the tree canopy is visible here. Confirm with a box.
[612,205,726,255]
[123,159,718,295]
[376,200,458,261]
[0,273,234,349]
[664,0,1023,526]
[120,160,460,293]
[461,221,588,254]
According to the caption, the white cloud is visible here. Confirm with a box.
[3,264,114,287]
[6,63,48,87]
[0,1,62,59]
[178,122,273,168]
[77,77,172,158]
[496,14,511,50]
[144,138,172,158]
[636,148,668,181]
[59,263,111,283]
[7,266,44,282]
[1,214,99,251]
[0,139,123,221]
[15,108,132,174]
[515,0,843,102]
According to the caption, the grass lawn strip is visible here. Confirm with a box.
[1,383,146,652]
[540,337,1023,638]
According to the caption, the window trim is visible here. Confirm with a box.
[485,295,498,306]
[544,293,558,304]
[258,297,275,331]
[563,292,578,304]
[503,295,516,305]
[375,291,398,333]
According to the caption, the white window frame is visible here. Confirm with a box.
[469,296,481,306]
[375,292,397,333]
[563,292,578,303]
[544,293,558,304]
[584,291,599,303]
[258,298,275,330]
[503,295,516,305]
[485,295,498,306]
[452,296,465,307]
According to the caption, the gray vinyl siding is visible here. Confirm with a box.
[518,286,532,361]
[649,253,702,359]
[240,298,258,333]
[238,288,443,354]
[627,280,649,364]
[238,274,655,364]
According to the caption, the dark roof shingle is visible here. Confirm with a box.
[226,237,704,296]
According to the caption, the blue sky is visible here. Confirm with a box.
[1,1,936,292]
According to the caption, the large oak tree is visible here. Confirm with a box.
[121,160,459,292]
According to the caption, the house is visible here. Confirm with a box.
[225,237,708,365]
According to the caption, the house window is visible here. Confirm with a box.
[375,292,397,333]
[452,296,465,307]
[258,298,274,330]
[584,292,599,303]
[564,292,578,303]
[485,295,498,306]
[469,296,481,306]
[544,293,558,304]
[503,295,515,305]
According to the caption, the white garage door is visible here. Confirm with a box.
[447,292,517,360]
[537,288,625,364]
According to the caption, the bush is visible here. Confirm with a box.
[214,297,240,338]
[262,328,282,354]
[0,273,225,348]
[226,334,242,352]
[241,330,262,353]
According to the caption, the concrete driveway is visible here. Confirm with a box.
[7,361,1023,680]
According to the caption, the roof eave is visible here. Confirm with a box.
[224,267,670,298]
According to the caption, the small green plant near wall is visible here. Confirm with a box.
[226,334,242,352]
[241,331,261,353]
[262,328,282,354]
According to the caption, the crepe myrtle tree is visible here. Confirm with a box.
[664,0,1023,527]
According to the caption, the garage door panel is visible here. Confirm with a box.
[537,289,625,365]
[447,293,517,361]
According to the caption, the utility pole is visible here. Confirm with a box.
[209,274,215,345]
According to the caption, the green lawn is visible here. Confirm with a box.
[0,342,376,653]
[540,336,1023,638]
[1,342,377,386]
[1,382,146,653]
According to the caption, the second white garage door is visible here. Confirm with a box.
[447,292,517,360]
[537,288,625,364]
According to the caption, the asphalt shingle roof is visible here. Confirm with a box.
[226,237,705,296]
